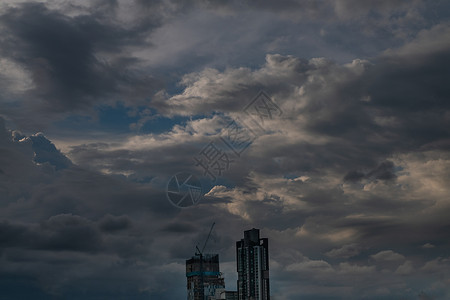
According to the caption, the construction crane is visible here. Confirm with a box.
[196,222,215,256]
[195,222,215,299]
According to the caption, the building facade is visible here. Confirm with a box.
[223,291,238,300]
[186,254,225,300]
[236,228,270,300]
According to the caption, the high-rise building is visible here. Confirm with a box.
[186,253,225,300]
[236,228,270,300]
[224,291,238,300]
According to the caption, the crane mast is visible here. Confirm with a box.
[195,222,215,299]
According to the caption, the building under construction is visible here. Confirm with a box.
[186,253,225,300]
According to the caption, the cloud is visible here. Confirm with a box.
[344,160,397,182]
[422,243,435,249]
[325,243,362,259]
[419,291,436,300]
[98,214,132,232]
[0,2,162,128]
[286,258,333,274]
[395,260,414,275]
[371,250,406,262]
[383,22,450,59]
[0,1,450,299]
[37,214,103,252]
[0,115,239,298]
[28,133,73,170]
[0,0,443,132]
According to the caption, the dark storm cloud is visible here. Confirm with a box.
[344,161,396,182]
[0,2,161,123]
[28,133,73,170]
[37,214,103,252]
[162,221,198,233]
[98,214,132,232]
[0,117,197,298]
[0,217,158,299]
[0,214,139,256]
[0,0,437,130]
[159,0,414,21]
[68,139,201,179]
[0,117,169,219]
[325,243,362,259]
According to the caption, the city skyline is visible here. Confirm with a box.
[185,227,270,300]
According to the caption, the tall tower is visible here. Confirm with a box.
[186,253,225,300]
[236,228,270,300]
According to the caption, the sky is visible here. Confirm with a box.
[0,0,450,299]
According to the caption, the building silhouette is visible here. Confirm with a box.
[236,228,270,300]
[186,253,225,300]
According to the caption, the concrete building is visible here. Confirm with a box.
[223,291,238,300]
[186,254,225,300]
[236,228,270,300]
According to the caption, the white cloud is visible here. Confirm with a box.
[395,260,414,275]
[422,243,435,249]
[326,243,362,258]
[0,58,34,96]
[371,250,406,262]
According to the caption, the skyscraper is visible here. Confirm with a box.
[186,253,225,300]
[236,228,270,300]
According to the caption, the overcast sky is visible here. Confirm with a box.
[1,0,450,299]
